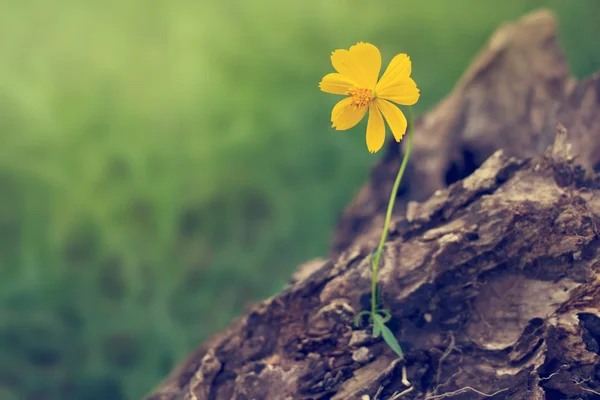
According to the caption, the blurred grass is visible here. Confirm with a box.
[0,0,599,399]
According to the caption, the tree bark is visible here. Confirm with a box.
[147,9,600,400]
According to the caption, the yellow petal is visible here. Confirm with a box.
[331,97,368,130]
[331,42,381,89]
[376,53,412,90]
[376,77,420,106]
[376,99,407,142]
[319,73,354,95]
[366,102,385,153]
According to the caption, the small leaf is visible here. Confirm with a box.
[377,285,383,304]
[373,323,381,338]
[378,309,391,323]
[372,313,383,338]
[354,310,370,327]
[380,323,404,358]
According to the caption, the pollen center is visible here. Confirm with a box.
[348,87,373,108]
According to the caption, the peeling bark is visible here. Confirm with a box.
[147,9,600,400]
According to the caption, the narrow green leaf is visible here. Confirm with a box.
[372,314,383,338]
[354,310,370,327]
[380,323,404,358]
[376,284,383,307]
[378,309,391,323]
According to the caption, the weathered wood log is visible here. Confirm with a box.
[147,9,600,400]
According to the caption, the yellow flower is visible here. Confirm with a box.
[319,42,420,153]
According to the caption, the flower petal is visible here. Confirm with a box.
[319,73,354,95]
[331,97,368,130]
[331,42,381,89]
[376,99,407,142]
[377,76,420,106]
[366,102,385,153]
[376,53,412,90]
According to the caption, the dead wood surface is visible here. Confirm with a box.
[147,9,600,400]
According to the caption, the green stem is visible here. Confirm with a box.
[371,106,415,317]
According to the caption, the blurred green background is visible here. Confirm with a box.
[1,0,599,399]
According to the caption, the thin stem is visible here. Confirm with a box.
[371,106,415,317]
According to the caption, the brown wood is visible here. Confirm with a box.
[146,9,600,400]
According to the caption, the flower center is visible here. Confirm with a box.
[348,87,374,108]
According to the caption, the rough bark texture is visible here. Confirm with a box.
[147,9,600,400]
